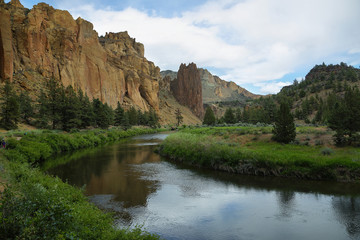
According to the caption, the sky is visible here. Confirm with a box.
[16,0,360,94]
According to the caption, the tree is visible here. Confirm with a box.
[92,99,113,129]
[203,106,216,125]
[46,78,63,129]
[78,90,94,128]
[128,107,138,126]
[328,87,360,146]
[62,85,82,131]
[19,91,34,125]
[224,108,236,124]
[114,102,125,126]
[272,101,296,144]
[175,108,183,127]
[0,81,20,130]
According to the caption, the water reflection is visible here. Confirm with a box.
[48,133,360,240]
[332,196,360,239]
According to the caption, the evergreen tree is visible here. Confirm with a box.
[121,111,131,130]
[62,85,82,131]
[92,98,110,129]
[46,78,63,129]
[19,91,34,125]
[235,108,242,122]
[0,81,20,130]
[35,90,50,128]
[224,108,236,124]
[242,106,250,123]
[78,90,94,128]
[114,102,125,126]
[148,109,159,128]
[203,106,216,125]
[272,101,296,144]
[128,107,138,126]
[175,108,183,127]
[328,87,360,146]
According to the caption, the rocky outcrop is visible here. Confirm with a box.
[0,1,159,111]
[170,63,204,118]
[161,68,259,105]
[199,68,259,103]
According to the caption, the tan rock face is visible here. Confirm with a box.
[199,68,259,103]
[170,63,204,118]
[0,2,160,111]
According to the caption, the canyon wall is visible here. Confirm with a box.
[0,1,159,111]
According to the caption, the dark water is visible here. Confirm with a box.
[47,133,360,240]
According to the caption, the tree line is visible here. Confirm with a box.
[203,86,360,146]
[0,79,159,131]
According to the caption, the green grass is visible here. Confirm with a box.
[0,127,164,240]
[159,131,360,181]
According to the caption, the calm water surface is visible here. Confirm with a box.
[48,133,360,240]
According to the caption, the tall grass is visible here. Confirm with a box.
[159,132,360,181]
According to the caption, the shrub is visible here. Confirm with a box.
[321,147,334,156]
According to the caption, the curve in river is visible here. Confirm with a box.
[48,133,360,240]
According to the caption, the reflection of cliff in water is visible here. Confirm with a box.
[332,196,360,239]
[48,142,161,208]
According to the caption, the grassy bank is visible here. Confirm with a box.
[0,127,163,240]
[158,127,360,182]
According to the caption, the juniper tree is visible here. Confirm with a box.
[203,106,216,125]
[272,101,296,144]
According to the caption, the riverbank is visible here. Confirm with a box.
[158,127,360,182]
[0,127,163,239]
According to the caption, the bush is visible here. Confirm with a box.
[321,147,334,156]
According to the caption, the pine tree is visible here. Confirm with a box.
[62,85,82,131]
[328,87,360,146]
[78,90,94,128]
[114,102,125,126]
[224,108,236,124]
[175,108,183,127]
[121,111,131,130]
[203,106,216,125]
[19,91,34,125]
[35,90,50,129]
[46,78,63,129]
[272,101,296,144]
[148,109,159,128]
[0,81,20,130]
[128,107,138,126]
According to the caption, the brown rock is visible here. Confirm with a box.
[9,0,23,8]
[0,2,160,111]
[0,7,13,81]
[170,63,204,118]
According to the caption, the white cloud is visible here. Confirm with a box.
[55,0,360,93]
[254,81,293,94]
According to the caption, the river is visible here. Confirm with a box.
[47,133,360,240]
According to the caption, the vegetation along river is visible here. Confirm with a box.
[47,133,360,240]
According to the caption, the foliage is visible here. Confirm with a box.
[0,161,160,240]
[203,106,216,125]
[272,102,296,144]
[328,87,360,146]
[0,81,20,130]
[224,108,236,124]
[0,128,165,240]
[18,91,34,125]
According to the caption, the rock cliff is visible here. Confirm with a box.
[170,63,204,118]
[199,68,259,103]
[161,67,259,105]
[0,1,159,111]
